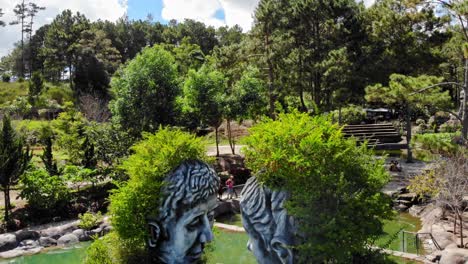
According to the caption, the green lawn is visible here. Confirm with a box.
[0,82,28,106]
[377,212,423,254]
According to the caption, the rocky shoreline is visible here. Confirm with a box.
[0,217,111,259]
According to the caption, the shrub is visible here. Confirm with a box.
[412,133,461,160]
[29,72,44,98]
[243,111,393,263]
[330,104,366,125]
[19,169,70,210]
[84,232,148,264]
[43,85,74,105]
[85,128,208,263]
[2,73,11,82]
[79,212,103,230]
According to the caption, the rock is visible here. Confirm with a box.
[57,234,79,246]
[0,234,17,252]
[38,237,57,247]
[72,229,91,242]
[90,227,103,236]
[398,193,417,201]
[395,204,409,211]
[18,239,39,249]
[439,248,468,264]
[409,205,426,217]
[15,230,40,242]
[0,248,26,258]
[102,225,112,235]
[40,220,79,238]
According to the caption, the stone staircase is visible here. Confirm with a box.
[342,123,407,150]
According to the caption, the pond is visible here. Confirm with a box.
[0,212,421,264]
[0,229,255,264]
[0,243,90,264]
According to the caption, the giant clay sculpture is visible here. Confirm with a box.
[147,160,220,264]
[240,176,297,264]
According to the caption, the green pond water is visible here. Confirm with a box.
[0,212,421,264]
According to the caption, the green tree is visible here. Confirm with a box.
[10,0,29,77]
[365,74,452,162]
[180,66,226,156]
[44,10,90,89]
[110,45,179,137]
[28,71,44,100]
[53,102,88,163]
[243,111,393,263]
[25,2,45,76]
[0,115,31,223]
[19,168,69,211]
[74,28,121,96]
[108,128,208,257]
[82,135,97,169]
[0,8,5,27]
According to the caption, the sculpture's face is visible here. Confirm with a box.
[243,214,294,264]
[158,194,217,263]
[241,177,295,264]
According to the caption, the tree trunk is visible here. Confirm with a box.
[265,30,275,119]
[4,187,10,223]
[461,58,468,140]
[338,106,342,125]
[227,119,236,155]
[405,106,413,163]
[459,212,464,248]
[215,126,219,157]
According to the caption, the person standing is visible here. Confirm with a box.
[226,176,235,199]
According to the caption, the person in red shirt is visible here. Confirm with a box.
[226,176,235,199]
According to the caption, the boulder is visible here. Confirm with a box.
[72,229,91,242]
[15,230,40,242]
[0,248,26,259]
[0,234,17,252]
[18,239,39,249]
[439,248,468,264]
[57,234,79,246]
[38,237,57,247]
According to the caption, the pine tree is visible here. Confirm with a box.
[0,8,5,27]
[0,115,31,223]
[41,136,59,176]
[82,135,97,169]
[10,0,29,78]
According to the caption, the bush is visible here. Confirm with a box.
[43,85,74,105]
[243,111,393,263]
[330,104,366,125]
[85,128,208,263]
[412,133,461,160]
[2,73,11,82]
[79,212,103,230]
[19,169,70,210]
[84,232,148,264]
[109,127,209,244]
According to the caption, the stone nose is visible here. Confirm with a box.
[199,215,214,243]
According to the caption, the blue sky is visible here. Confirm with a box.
[0,0,246,57]
[127,0,226,23]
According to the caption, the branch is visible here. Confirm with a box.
[409,82,462,95]
[447,111,463,122]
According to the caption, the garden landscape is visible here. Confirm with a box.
[0,0,467,263]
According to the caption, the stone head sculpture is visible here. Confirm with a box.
[240,176,297,264]
[148,160,220,264]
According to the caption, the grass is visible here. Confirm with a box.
[0,82,29,106]
[204,227,256,264]
[377,212,423,254]
[388,255,422,264]
[13,119,52,132]
[0,81,73,107]
[216,213,244,227]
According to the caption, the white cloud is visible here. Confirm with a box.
[161,0,259,31]
[0,0,127,58]
[219,0,259,31]
[161,0,225,28]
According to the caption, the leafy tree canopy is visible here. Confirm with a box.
[243,111,393,263]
